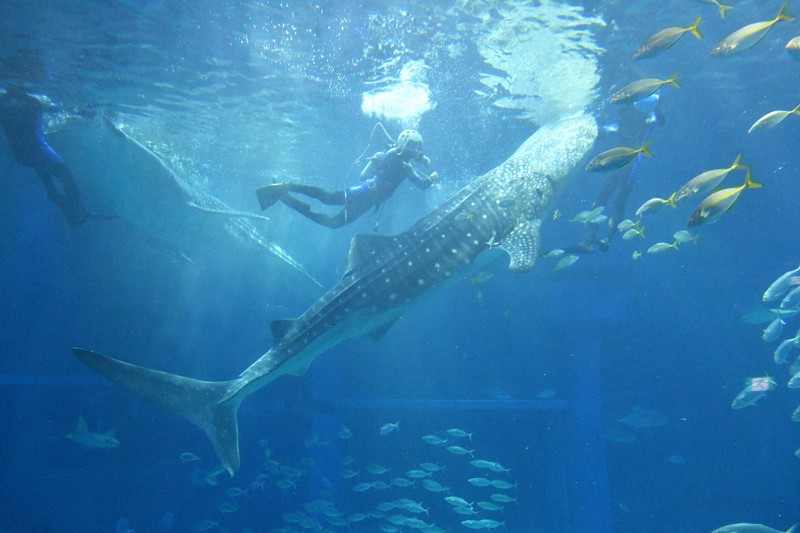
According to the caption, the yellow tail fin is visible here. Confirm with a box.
[743,167,763,189]
[689,17,703,39]
[665,71,681,89]
[639,139,654,157]
[777,0,794,22]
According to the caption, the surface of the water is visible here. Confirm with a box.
[1,1,799,532]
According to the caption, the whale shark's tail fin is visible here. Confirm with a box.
[72,348,242,476]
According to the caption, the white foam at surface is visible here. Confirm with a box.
[361,60,436,128]
[466,0,606,125]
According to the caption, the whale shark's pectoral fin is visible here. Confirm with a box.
[499,218,541,273]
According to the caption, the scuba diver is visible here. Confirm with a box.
[256,129,439,229]
[567,93,664,253]
[0,86,93,227]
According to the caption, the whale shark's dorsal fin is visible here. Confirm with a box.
[499,218,541,273]
[345,234,399,276]
[270,319,297,343]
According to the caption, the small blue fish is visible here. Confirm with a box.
[380,421,399,435]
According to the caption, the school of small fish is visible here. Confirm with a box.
[734,266,800,433]
[178,422,519,531]
[168,3,799,531]
[553,1,796,273]
[549,4,800,520]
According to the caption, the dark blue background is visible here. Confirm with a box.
[1,1,799,532]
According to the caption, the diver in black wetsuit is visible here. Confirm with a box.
[0,86,91,227]
[256,129,439,228]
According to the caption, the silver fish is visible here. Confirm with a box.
[554,254,580,271]
[763,317,785,342]
[780,285,800,310]
[635,194,677,217]
[748,105,800,134]
[711,1,794,55]
[446,445,474,457]
[788,35,800,60]
[610,74,680,104]
[647,242,679,254]
[675,154,744,201]
[633,18,703,60]
[731,376,777,410]
[446,428,473,440]
[774,336,798,364]
[713,523,798,533]
[586,141,653,171]
[763,265,800,302]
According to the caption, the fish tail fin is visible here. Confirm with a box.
[639,139,653,157]
[689,17,703,39]
[72,348,242,476]
[777,0,794,21]
[743,167,763,189]
[667,71,680,88]
[718,3,733,19]
[667,192,678,208]
[791,104,800,115]
[731,153,743,170]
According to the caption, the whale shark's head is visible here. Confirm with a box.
[479,113,597,273]
[508,113,598,198]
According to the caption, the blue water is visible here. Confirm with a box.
[1,1,799,532]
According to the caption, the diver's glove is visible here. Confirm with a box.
[428,171,439,182]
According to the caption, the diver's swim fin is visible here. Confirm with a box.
[255,183,288,210]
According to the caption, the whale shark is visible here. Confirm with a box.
[72,114,597,475]
[47,118,319,286]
